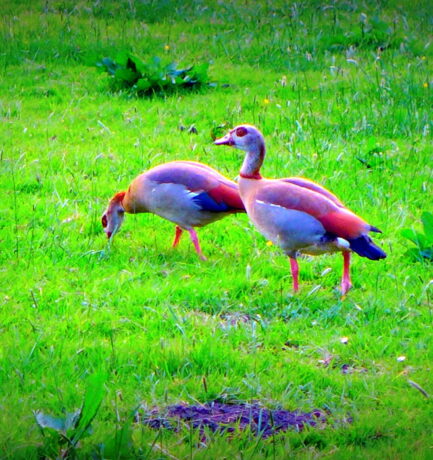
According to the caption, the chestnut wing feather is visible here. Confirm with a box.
[255,181,368,239]
[279,177,344,207]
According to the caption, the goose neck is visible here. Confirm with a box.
[240,143,265,180]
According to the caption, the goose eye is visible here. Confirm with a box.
[236,127,248,137]
[101,215,108,228]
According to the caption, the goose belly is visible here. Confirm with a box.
[146,183,226,229]
[248,200,327,256]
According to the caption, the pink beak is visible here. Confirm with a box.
[214,133,234,146]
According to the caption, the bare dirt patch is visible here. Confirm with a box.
[136,401,326,437]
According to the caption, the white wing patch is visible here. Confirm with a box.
[336,237,350,250]
[185,189,202,198]
[255,199,285,210]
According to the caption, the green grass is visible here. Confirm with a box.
[1,0,433,458]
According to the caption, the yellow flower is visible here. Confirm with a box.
[266,240,273,246]
[423,82,428,88]
[422,56,426,60]
[164,44,170,51]
[263,98,270,105]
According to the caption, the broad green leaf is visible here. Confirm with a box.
[421,212,433,242]
[165,62,178,74]
[420,248,433,260]
[145,56,162,77]
[64,410,81,431]
[169,65,193,78]
[127,54,146,74]
[72,372,106,446]
[136,78,151,91]
[35,411,66,432]
[191,62,209,82]
[150,56,161,67]
[172,75,184,85]
[126,57,138,73]
[404,248,424,262]
[97,57,117,75]
[115,50,129,67]
[158,76,170,87]
[401,228,427,247]
[172,68,187,78]
[114,67,139,85]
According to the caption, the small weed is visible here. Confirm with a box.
[401,212,433,261]
[35,373,106,458]
[356,138,392,169]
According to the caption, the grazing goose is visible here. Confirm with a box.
[214,124,386,294]
[102,161,245,260]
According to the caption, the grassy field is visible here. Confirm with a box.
[1,0,433,458]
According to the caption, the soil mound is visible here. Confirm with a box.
[138,401,325,437]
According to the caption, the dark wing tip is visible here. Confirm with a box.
[370,225,382,233]
[349,235,386,260]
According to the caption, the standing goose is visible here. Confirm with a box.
[214,124,386,294]
[102,161,245,260]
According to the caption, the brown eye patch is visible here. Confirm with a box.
[101,214,108,228]
[235,127,248,137]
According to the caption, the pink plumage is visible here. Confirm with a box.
[102,161,245,259]
[214,124,386,294]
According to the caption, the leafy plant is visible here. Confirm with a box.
[356,137,392,169]
[35,372,106,458]
[210,122,231,141]
[97,52,211,95]
[401,212,433,261]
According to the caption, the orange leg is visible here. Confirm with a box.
[341,251,352,295]
[290,257,299,293]
[172,226,183,248]
[188,229,207,261]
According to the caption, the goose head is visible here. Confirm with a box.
[214,124,265,154]
[214,124,266,179]
[101,192,126,239]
